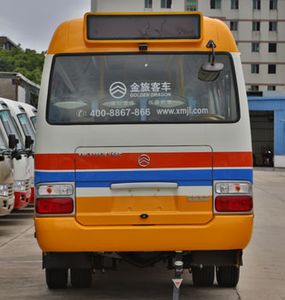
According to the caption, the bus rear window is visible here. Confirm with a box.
[47,54,239,124]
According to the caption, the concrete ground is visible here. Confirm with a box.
[0,169,285,300]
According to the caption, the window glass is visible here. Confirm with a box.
[185,0,197,11]
[47,53,239,124]
[231,0,239,9]
[250,85,259,91]
[268,85,276,91]
[0,110,23,149]
[251,64,259,74]
[268,43,277,53]
[252,42,260,52]
[269,0,277,10]
[31,116,37,129]
[230,21,238,31]
[210,0,221,9]
[252,21,260,31]
[0,129,6,150]
[17,113,35,140]
[145,0,152,9]
[253,0,261,9]
[268,64,276,74]
[161,0,172,8]
[269,21,277,31]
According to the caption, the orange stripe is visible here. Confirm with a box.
[213,152,252,168]
[35,154,75,170]
[76,152,211,169]
[35,152,252,170]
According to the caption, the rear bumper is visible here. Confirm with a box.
[35,215,253,252]
[14,190,31,210]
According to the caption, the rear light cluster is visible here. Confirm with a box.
[36,183,74,215]
[214,181,253,214]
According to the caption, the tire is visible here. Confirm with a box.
[216,266,240,287]
[45,268,68,289]
[70,268,92,288]
[192,266,215,287]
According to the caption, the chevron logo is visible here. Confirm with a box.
[138,154,151,168]
[109,82,127,99]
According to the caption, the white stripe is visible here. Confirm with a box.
[75,167,211,172]
[76,186,212,197]
[76,146,212,154]
[214,167,252,170]
[36,167,251,173]
[35,169,73,173]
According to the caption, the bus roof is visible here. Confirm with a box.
[48,12,238,54]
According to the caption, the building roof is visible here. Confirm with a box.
[0,36,19,49]
[0,72,40,94]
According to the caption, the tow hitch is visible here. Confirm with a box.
[172,251,184,300]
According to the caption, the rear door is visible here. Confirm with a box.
[75,146,213,226]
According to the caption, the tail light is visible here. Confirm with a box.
[36,183,74,215]
[36,198,73,214]
[214,181,253,214]
[215,196,253,212]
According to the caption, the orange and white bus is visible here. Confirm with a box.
[35,12,253,290]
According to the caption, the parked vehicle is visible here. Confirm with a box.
[0,103,14,216]
[0,98,33,209]
[35,12,253,290]
[16,102,37,203]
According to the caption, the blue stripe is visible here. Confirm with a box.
[76,170,212,182]
[35,171,75,184]
[213,169,253,182]
[35,168,253,186]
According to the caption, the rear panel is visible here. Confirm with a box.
[35,35,253,251]
[75,146,213,226]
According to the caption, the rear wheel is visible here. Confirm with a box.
[192,266,215,287]
[45,268,68,289]
[216,266,240,287]
[70,268,92,288]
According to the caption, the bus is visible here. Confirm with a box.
[35,12,253,290]
[1,99,33,209]
[14,102,36,204]
[0,101,14,216]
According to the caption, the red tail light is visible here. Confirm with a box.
[36,198,73,214]
[215,196,253,212]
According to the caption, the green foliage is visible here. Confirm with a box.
[0,47,45,84]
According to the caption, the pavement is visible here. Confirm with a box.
[0,169,285,299]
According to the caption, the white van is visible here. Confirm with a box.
[0,98,33,209]
[15,102,36,204]
[0,102,14,216]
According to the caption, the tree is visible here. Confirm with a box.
[0,47,45,84]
